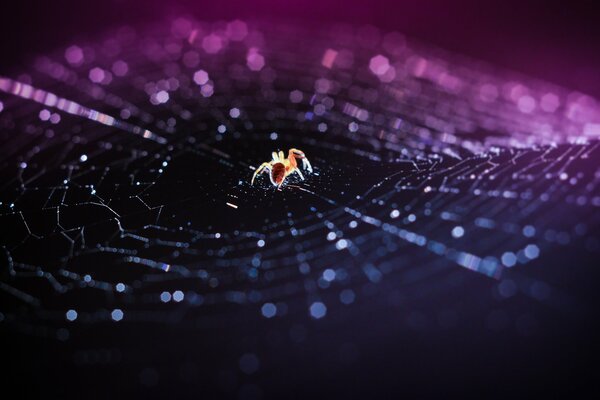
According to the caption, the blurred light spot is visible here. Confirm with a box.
[65,45,84,65]
[310,302,327,319]
[261,303,276,318]
[335,239,348,250]
[193,69,209,85]
[229,107,240,118]
[160,291,172,303]
[501,252,517,267]
[173,290,184,302]
[323,269,336,282]
[66,309,78,321]
[155,90,169,104]
[111,309,124,321]
[524,244,540,259]
[451,226,464,238]
[247,48,265,71]
[369,54,390,76]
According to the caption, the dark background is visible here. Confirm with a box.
[1,0,600,96]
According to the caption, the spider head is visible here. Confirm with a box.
[270,162,286,186]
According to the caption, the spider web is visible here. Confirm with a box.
[1,18,599,397]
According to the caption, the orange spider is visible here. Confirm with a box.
[251,148,313,187]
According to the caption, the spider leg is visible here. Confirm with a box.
[289,148,305,158]
[294,167,305,180]
[289,148,313,173]
[302,158,313,173]
[251,162,272,185]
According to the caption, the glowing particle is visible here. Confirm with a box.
[517,95,536,113]
[202,34,224,54]
[321,48,338,69]
[390,209,400,218]
[89,67,106,84]
[116,283,125,292]
[217,124,226,133]
[523,225,536,237]
[79,154,88,162]
[261,303,276,318]
[299,263,310,274]
[524,244,540,259]
[160,291,172,303]
[349,220,358,228]
[327,232,337,241]
[173,290,184,302]
[65,45,84,65]
[315,78,331,94]
[193,69,209,85]
[290,90,303,103]
[246,48,265,71]
[66,309,78,321]
[335,239,348,250]
[309,302,327,319]
[111,309,124,321]
[200,84,214,97]
[229,107,240,118]
[501,252,517,267]
[257,239,265,248]
[226,202,238,209]
[39,109,51,121]
[155,90,169,104]
[540,93,559,112]
[369,54,390,75]
[451,226,465,238]
[322,269,336,282]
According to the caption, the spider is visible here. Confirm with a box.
[251,148,313,187]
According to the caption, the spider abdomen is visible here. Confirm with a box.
[270,162,286,185]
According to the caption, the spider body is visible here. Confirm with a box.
[251,148,313,187]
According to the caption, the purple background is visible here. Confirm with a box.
[1,0,599,96]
